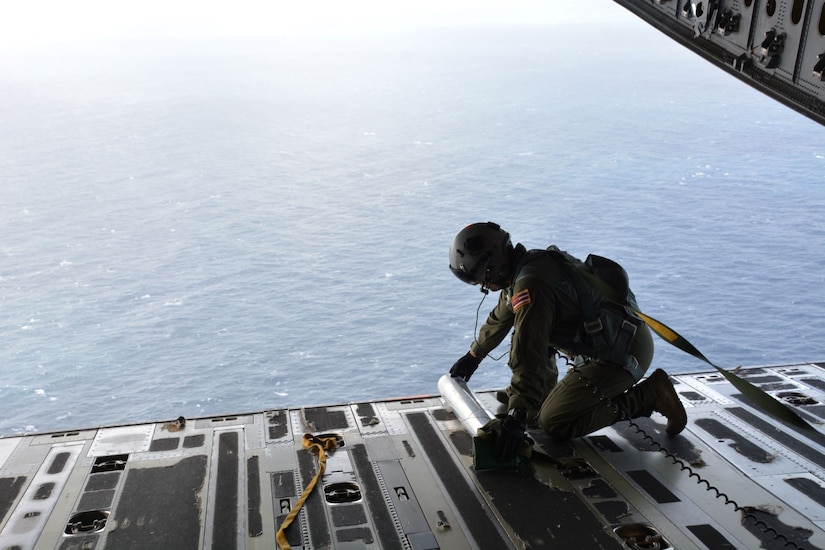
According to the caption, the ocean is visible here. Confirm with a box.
[1,15,824,436]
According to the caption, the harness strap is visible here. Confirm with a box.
[555,257,610,351]
[276,433,339,549]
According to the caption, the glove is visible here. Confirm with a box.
[449,351,481,381]
[489,409,528,463]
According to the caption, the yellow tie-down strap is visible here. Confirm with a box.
[276,433,339,549]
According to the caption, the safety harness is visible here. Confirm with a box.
[545,249,646,381]
[555,250,815,432]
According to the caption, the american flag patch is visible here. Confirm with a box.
[511,289,531,311]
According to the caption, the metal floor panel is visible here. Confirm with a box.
[0,362,824,549]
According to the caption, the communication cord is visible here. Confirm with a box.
[472,290,509,362]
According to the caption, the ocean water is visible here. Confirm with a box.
[1,19,824,436]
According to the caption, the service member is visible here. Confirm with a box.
[448,222,687,462]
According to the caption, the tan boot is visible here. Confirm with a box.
[646,369,687,435]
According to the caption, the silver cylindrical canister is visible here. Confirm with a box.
[437,374,495,434]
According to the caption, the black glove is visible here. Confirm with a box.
[490,409,527,463]
[449,351,481,381]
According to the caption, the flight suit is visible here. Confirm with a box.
[470,246,657,440]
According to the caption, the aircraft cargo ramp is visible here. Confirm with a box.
[1,362,825,549]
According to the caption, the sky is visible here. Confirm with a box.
[0,1,627,50]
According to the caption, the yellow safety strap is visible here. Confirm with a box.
[634,309,814,431]
[276,433,338,549]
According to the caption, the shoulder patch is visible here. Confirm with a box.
[511,288,532,312]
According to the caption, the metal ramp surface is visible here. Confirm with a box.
[1,362,825,549]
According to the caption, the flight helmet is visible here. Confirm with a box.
[449,222,513,289]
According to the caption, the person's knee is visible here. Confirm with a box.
[538,409,572,441]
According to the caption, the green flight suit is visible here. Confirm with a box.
[470,246,656,440]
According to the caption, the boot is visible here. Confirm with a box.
[646,369,687,435]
